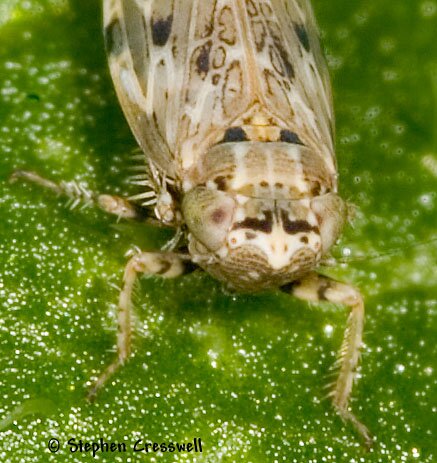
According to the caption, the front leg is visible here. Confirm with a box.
[87,251,189,401]
[282,272,373,448]
[9,170,146,221]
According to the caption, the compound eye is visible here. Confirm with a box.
[182,187,236,251]
[311,193,347,253]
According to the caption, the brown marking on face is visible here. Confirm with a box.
[233,210,273,233]
[280,210,318,235]
[210,208,227,224]
[214,176,227,191]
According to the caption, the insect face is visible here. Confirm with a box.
[182,142,347,292]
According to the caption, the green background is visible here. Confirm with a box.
[0,0,436,461]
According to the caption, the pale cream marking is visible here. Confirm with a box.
[287,145,308,195]
[265,148,275,196]
[229,143,251,192]
[118,63,149,111]
[227,225,318,270]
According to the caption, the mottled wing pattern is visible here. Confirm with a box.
[267,0,336,167]
[178,0,336,173]
[104,0,190,178]
[103,0,334,178]
[247,0,335,167]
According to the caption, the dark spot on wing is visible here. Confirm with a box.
[104,18,124,56]
[280,130,303,145]
[196,44,211,74]
[280,210,318,235]
[278,47,294,79]
[233,210,273,233]
[270,31,295,79]
[294,23,310,51]
[152,15,173,46]
[222,127,248,143]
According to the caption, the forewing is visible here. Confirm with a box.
[253,0,335,168]
[103,0,335,177]
[103,0,190,178]
[178,0,335,172]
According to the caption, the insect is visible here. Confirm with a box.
[11,0,372,447]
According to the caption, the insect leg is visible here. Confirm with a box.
[9,170,144,220]
[282,272,373,448]
[87,251,188,401]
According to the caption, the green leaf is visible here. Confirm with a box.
[0,0,435,461]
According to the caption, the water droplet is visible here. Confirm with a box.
[323,324,334,338]
[420,1,437,17]
[395,364,405,374]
